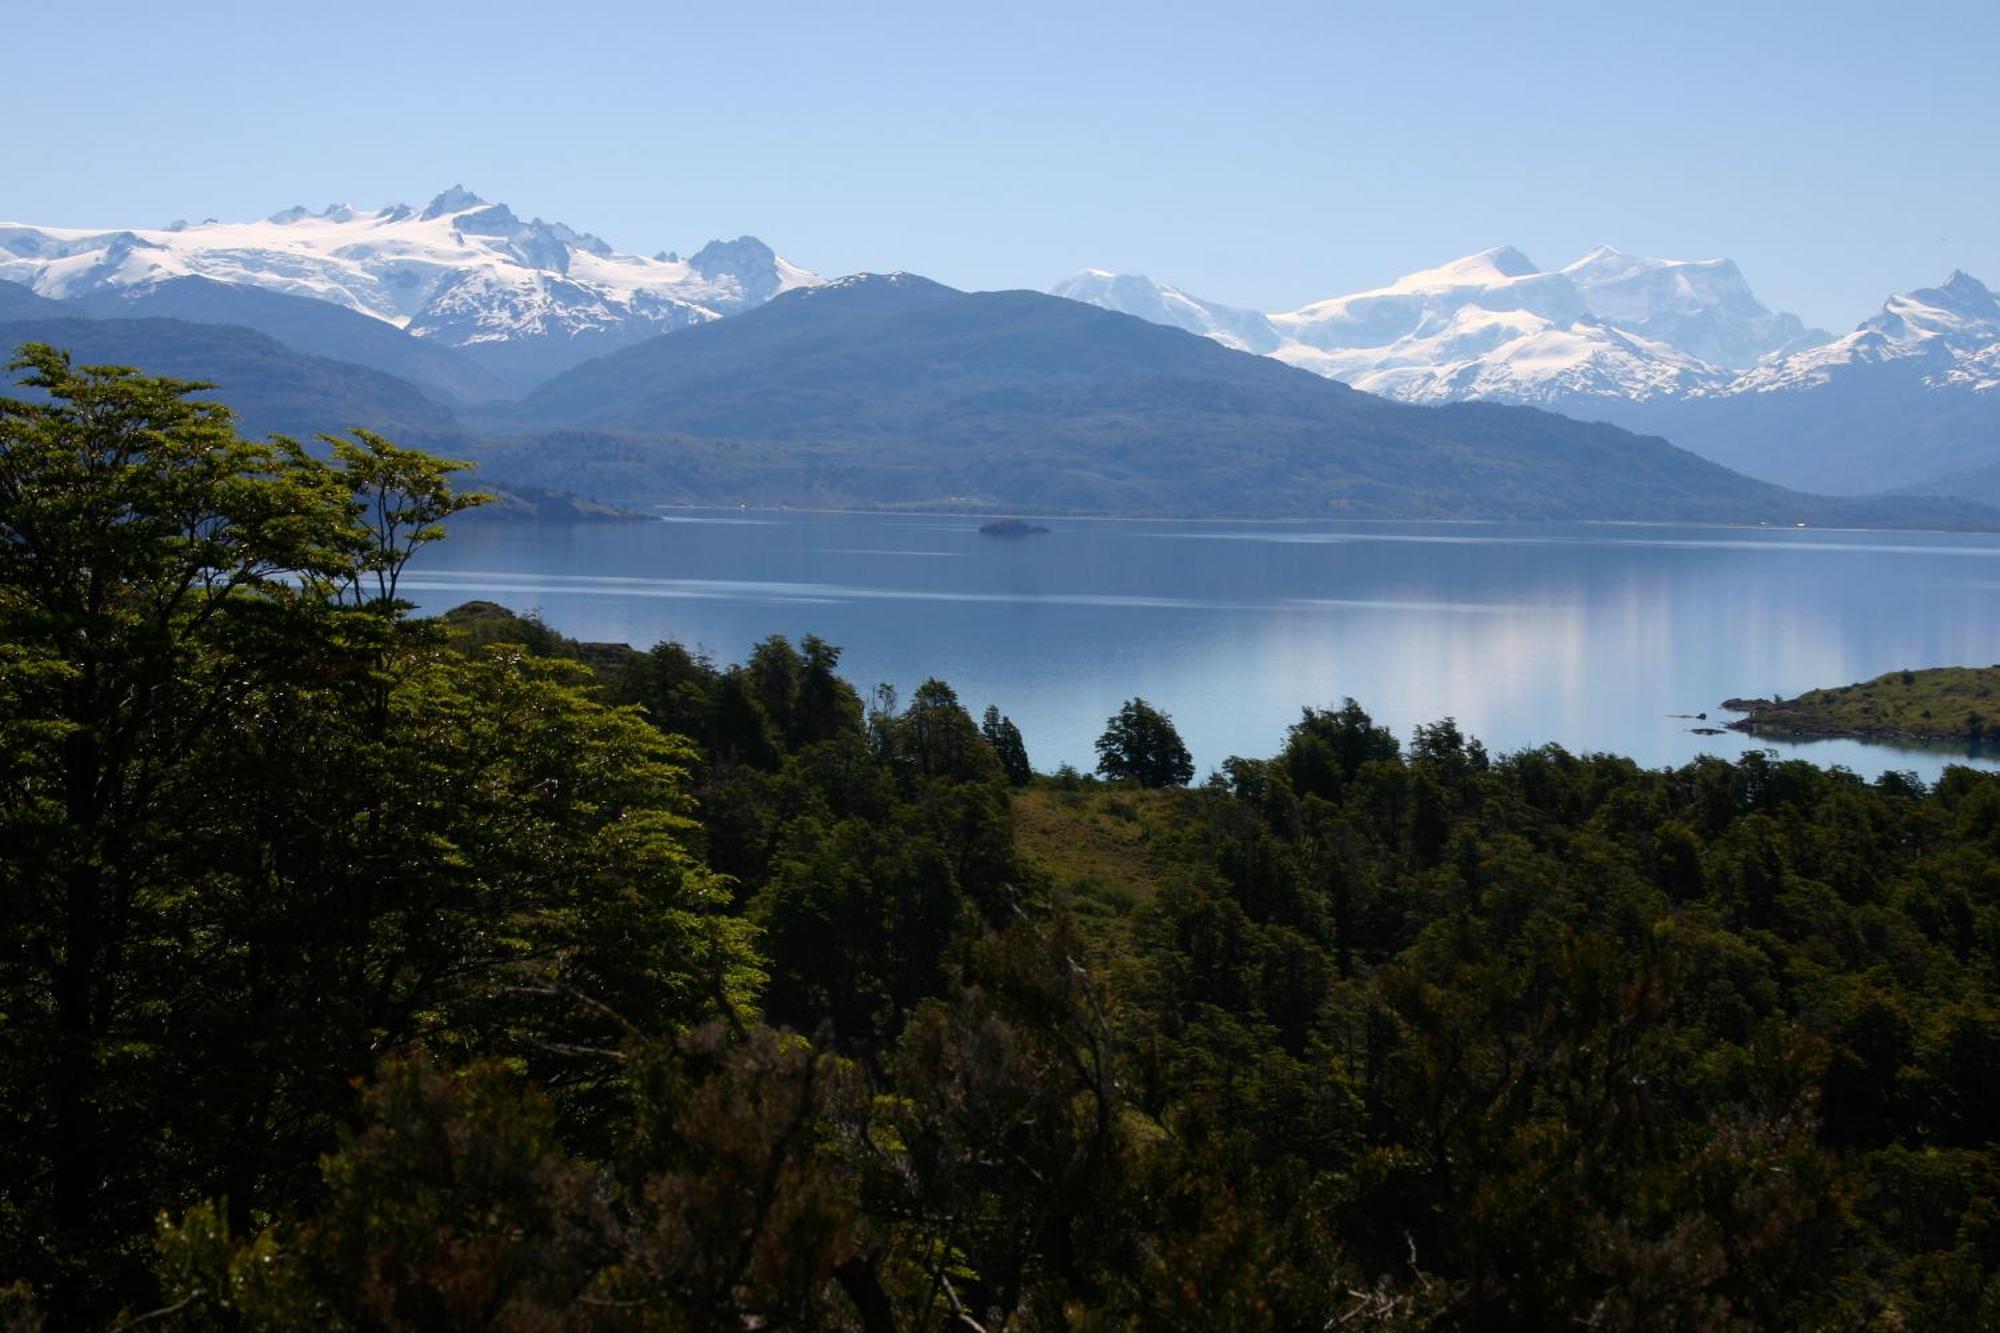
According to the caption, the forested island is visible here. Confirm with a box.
[978,517,1051,537]
[1728,665,2000,744]
[8,344,2000,1328]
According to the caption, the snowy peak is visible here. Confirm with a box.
[1730,270,2000,396]
[420,185,487,219]
[1393,245,1542,290]
[1559,247,1825,369]
[685,236,810,311]
[1275,255,1582,351]
[1901,270,2000,327]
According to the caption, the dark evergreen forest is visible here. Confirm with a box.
[6,345,2000,1329]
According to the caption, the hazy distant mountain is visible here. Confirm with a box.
[0,312,641,521]
[63,276,508,403]
[0,280,66,321]
[1596,272,2000,493]
[0,189,819,390]
[0,316,461,444]
[482,272,1989,528]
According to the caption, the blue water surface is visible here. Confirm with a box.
[404,510,2000,782]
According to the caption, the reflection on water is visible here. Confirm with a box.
[406,511,2000,782]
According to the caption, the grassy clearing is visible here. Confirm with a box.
[1012,785,1179,947]
[1726,665,2000,742]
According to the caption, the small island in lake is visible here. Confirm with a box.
[979,517,1051,537]
[1725,666,2000,743]
[457,483,654,523]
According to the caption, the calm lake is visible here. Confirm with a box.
[405,511,2000,782]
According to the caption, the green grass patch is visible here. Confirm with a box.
[1726,665,2000,742]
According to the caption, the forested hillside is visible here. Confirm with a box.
[6,345,2000,1328]
[0,316,462,445]
[487,276,1998,528]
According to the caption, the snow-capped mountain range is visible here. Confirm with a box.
[1052,252,2000,494]
[0,185,1992,497]
[0,187,819,384]
[1053,246,1829,407]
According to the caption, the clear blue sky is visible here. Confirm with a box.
[5,0,1994,331]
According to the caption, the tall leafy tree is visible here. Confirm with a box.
[982,704,1034,787]
[1095,696,1195,788]
[0,346,360,1308]
[0,346,754,1318]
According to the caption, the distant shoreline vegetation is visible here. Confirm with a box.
[978,517,1051,536]
[1727,665,2000,743]
[647,502,2000,538]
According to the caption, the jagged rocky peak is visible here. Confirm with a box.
[454,202,521,235]
[1926,270,1999,316]
[438,201,618,275]
[1867,271,2000,342]
[267,202,362,226]
[420,185,487,220]
[687,236,785,306]
[550,223,614,259]
[689,235,777,278]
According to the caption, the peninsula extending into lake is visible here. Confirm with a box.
[1726,666,2000,743]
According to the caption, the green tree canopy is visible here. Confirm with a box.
[0,345,755,1319]
[1095,696,1195,787]
[981,704,1033,787]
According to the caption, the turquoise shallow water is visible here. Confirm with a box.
[404,510,2000,783]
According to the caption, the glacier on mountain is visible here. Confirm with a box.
[0,187,819,384]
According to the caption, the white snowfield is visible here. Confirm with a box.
[1052,249,2000,409]
[0,187,819,350]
